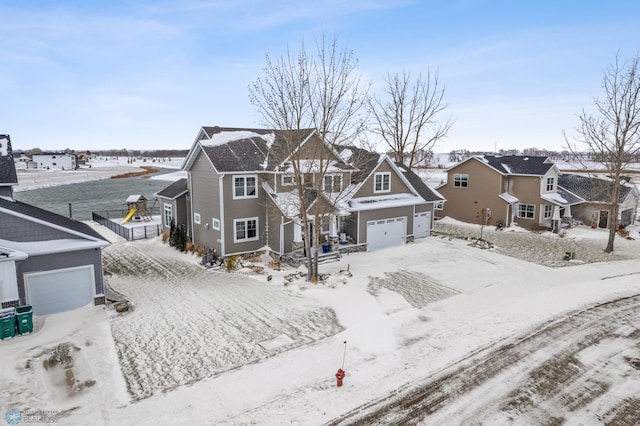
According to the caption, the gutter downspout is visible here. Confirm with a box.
[219,174,225,257]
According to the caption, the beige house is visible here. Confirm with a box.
[437,155,583,230]
[176,126,444,258]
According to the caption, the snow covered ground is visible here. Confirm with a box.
[2,216,640,425]
[3,157,640,424]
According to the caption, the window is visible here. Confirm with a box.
[435,201,444,210]
[212,218,220,230]
[282,174,296,186]
[324,175,342,192]
[234,175,257,199]
[454,174,469,188]
[163,203,173,227]
[546,177,554,192]
[374,172,391,193]
[544,205,553,219]
[517,204,535,219]
[194,212,201,224]
[234,217,258,242]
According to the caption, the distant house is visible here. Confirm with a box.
[0,135,109,315]
[437,155,583,230]
[173,126,443,258]
[31,152,78,170]
[557,174,639,228]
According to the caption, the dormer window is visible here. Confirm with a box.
[546,177,554,192]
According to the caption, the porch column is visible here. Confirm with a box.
[328,214,339,252]
[292,221,304,258]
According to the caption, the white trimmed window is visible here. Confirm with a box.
[234,217,258,242]
[374,172,391,193]
[517,204,535,219]
[282,174,296,186]
[544,205,553,219]
[546,177,555,192]
[435,201,444,210]
[234,175,257,199]
[163,203,173,227]
[212,218,220,230]
[454,173,469,188]
[194,212,201,224]
[324,174,342,192]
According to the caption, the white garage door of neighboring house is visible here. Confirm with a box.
[414,211,431,239]
[367,217,406,251]
[24,265,95,315]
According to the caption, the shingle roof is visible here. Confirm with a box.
[0,135,18,186]
[558,174,631,203]
[481,155,554,175]
[395,163,445,202]
[198,127,316,172]
[333,145,380,184]
[0,197,108,242]
[155,178,188,200]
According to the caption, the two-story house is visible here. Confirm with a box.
[437,155,583,230]
[175,126,444,258]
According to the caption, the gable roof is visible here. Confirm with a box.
[184,126,318,173]
[451,155,555,176]
[0,135,18,187]
[558,174,634,204]
[395,163,445,203]
[155,178,188,200]
[0,197,109,244]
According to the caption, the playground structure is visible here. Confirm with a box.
[122,194,154,224]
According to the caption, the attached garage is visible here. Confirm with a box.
[24,266,96,315]
[366,216,406,251]
[414,211,431,238]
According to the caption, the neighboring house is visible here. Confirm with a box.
[177,126,443,258]
[0,135,109,316]
[31,152,78,170]
[557,174,639,228]
[155,178,189,231]
[437,155,583,230]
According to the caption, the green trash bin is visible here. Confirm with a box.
[15,305,33,335]
[0,307,16,340]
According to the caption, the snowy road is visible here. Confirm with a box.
[329,292,640,425]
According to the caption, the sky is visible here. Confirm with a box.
[2,0,640,153]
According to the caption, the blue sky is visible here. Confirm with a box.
[2,0,639,152]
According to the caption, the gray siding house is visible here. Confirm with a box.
[1,134,109,316]
[177,126,443,258]
[558,174,639,228]
[155,178,189,232]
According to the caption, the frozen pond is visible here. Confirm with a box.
[13,170,176,221]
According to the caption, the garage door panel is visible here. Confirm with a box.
[25,266,95,315]
[367,216,406,251]
[414,212,431,239]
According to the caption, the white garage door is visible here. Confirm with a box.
[414,211,431,239]
[24,266,95,315]
[367,217,406,251]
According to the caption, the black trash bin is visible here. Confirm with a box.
[15,305,33,335]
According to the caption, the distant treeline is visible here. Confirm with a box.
[446,148,640,163]
[17,148,190,158]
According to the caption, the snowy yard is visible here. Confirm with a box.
[2,217,640,425]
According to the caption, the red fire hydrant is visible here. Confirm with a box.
[336,368,346,387]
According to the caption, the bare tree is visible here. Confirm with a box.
[369,69,454,168]
[249,35,369,281]
[565,54,640,253]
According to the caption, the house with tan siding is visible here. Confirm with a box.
[176,126,444,258]
[437,155,583,230]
